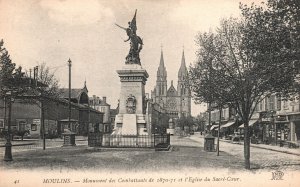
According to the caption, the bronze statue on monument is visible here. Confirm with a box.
[115,10,143,65]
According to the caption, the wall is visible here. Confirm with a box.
[0,97,103,138]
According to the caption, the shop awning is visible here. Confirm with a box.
[221,121,235,129]
[239,120,258,128]
[60,118,78,122]
[210,125,219,131]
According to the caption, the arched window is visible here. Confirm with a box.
[158,83,161,95]
[181,84,183,94]
[79,92,89,105]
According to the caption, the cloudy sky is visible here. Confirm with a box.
[0,0,256,115]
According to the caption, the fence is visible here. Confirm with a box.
[154,133,170,148]
[88,132,102,147]
[0,138,88,152]
[88,133,170,148]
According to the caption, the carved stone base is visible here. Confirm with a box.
[114,64,149,135]
[114,114,147,135]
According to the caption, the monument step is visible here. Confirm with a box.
[87,147,155,152]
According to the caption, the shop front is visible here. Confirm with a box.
[220,121,236,140]
[275,115,290,145]
[239,119,258,143]
[288,113,300,143]
[58,119,79,135]
[257,111,276,144]
[257,112,298,146]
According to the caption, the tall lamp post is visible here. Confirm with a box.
[4,90,13,161]
[68,58,72,131]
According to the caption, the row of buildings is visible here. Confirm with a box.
[203,94,300,145]
[0,49,192,138]
[0,80,118,138]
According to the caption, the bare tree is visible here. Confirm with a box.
[22,63,61,150]
[190,0,298,169]
[1,39,27,161]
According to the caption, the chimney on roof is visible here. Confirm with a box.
[103,96,106,104]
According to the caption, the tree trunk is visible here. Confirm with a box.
[4,98,13,161]
[41,101,46,150]
[8,99,12,140]
[244,121,251,169]
[217,107,222,156]
[208,102,211,133]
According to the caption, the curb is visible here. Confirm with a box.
[219,139,300,156]
[86,147,155,152]
[250,144,300,156]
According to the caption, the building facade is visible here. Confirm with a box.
[0,82,103,138]
[253,94,300,144]
[151,50,191,120]
[206,93,300,146]
[146,99,169,134]
[89,96,111,133]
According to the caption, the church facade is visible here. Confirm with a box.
[151,50,191,120]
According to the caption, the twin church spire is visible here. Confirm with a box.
[156,47,188,96]
[157,48,187,79]
[152,46,191,118]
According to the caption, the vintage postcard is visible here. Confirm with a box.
[0,0,299,187]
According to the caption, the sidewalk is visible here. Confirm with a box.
[0,136,88,153]
[0,136,88,146]
[192,133,300,156]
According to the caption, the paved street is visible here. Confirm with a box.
[0,136,243,172]
[0,134,299,172]
[189,134,300,171]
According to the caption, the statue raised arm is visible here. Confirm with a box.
[115,10,143,65]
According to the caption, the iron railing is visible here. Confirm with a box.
[88,133,170,148]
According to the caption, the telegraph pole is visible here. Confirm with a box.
[68,58,72,130]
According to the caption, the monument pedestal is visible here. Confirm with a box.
[114,64,149,136]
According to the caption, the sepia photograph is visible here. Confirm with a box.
[0,0,299,186]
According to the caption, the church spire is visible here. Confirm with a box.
[155,46,167,97]
[157,47,167,78]
[159,48,165,68]
[178,48,187,78]
[181,49,186,67]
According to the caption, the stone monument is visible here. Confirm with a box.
[114,10,149,136]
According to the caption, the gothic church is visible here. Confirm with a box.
[151,49,191,119]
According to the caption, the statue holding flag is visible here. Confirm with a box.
[115,10,143,65]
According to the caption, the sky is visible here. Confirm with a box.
[0,0,257,116]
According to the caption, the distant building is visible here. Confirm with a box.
[151,49,191,120]
[89,95,101,111]
[89,96,111,133]
[206,92,300,145]
[0,82,103,138]
[110,108,118,132]
[146,99,169,134]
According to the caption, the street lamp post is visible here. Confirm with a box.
[68,58,72,130]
